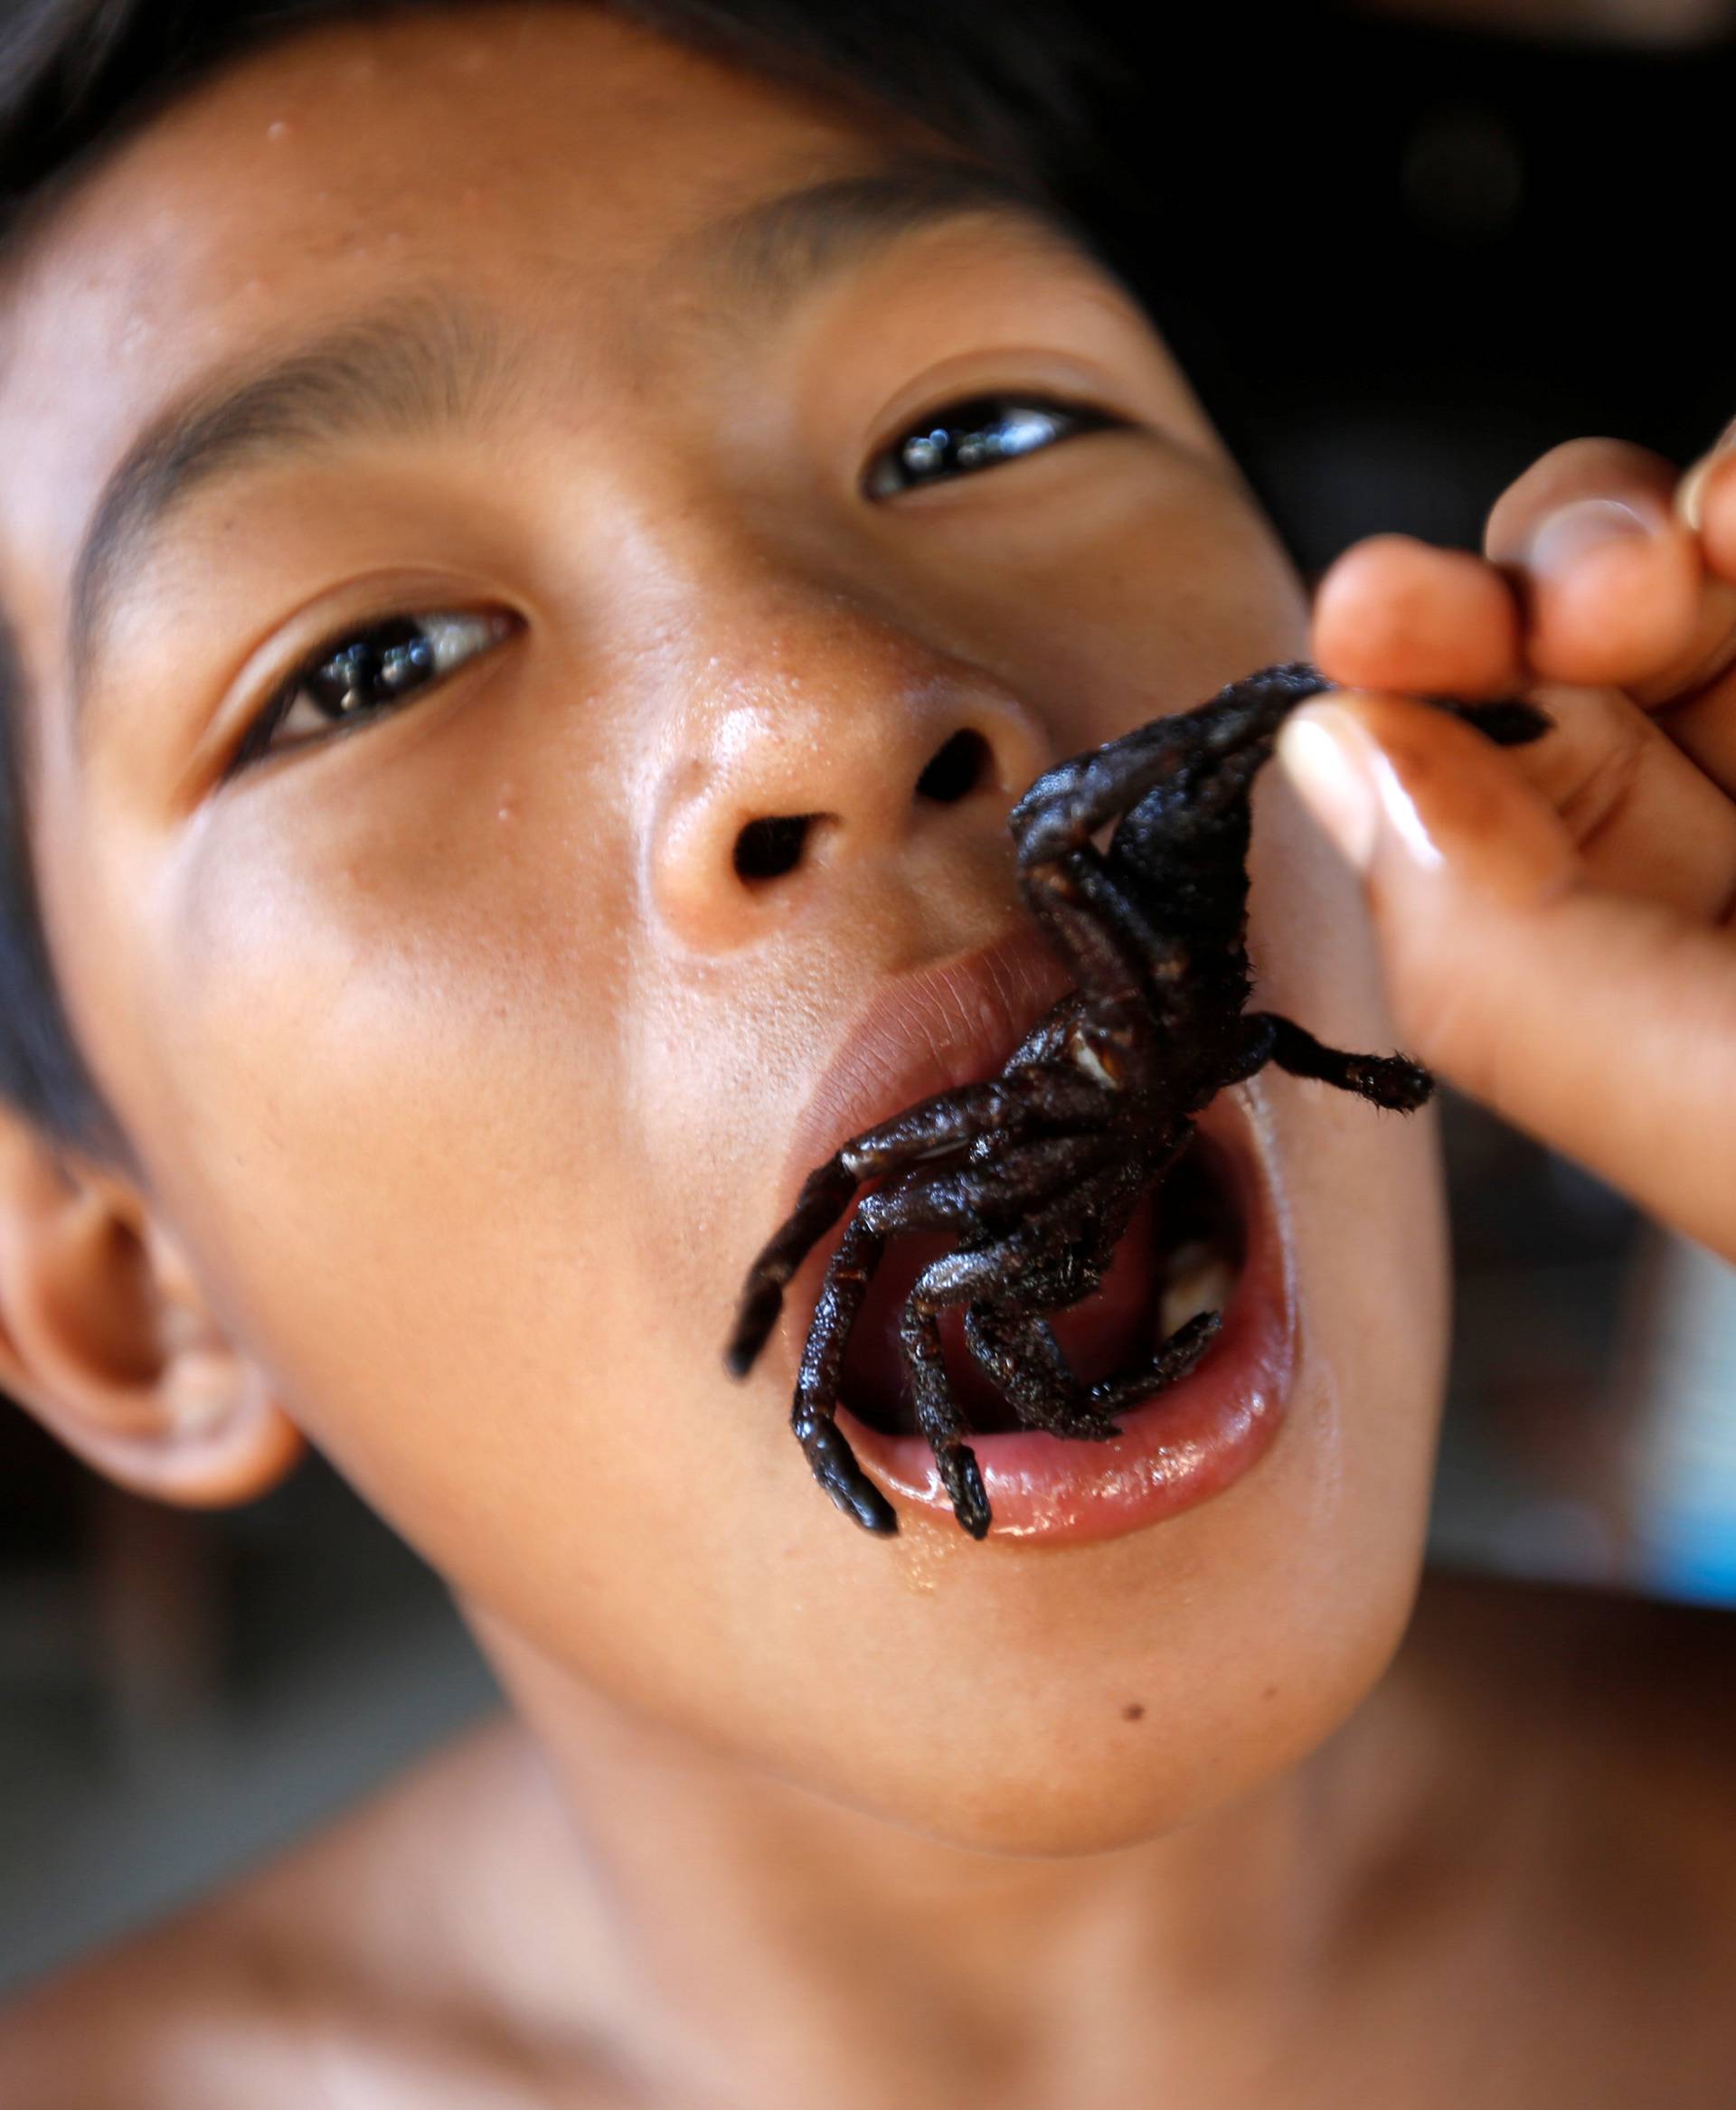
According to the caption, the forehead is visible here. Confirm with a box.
[4,5,899,339]
[0,3,948,715]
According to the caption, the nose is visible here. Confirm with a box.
[648,591,1053,953]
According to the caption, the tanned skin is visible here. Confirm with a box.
[0,8,1731,2105]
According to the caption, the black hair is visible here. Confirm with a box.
[0,0,1118,1187]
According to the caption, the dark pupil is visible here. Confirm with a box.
[307,617,437,721]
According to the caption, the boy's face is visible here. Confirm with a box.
[0,5,1448,1849]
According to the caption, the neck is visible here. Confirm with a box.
[448,1588,1462,2110]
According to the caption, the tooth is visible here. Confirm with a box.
[1157,1239,1236,1336]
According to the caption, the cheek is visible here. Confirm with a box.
[1248,768,1401,1044]
[113,721,859,1700]
[1246,773,1453,1645]
[868,455,1311,756]
[127,730,684,1543]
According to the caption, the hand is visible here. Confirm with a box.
[1285,431,1736,1264]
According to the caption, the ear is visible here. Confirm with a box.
[0,1110,305,1507]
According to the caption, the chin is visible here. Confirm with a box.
[778,1506,1434,1862]
[766,1053,1447,1856]
[725,1303,1443,1863]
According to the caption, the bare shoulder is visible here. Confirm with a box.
[0,1709,584,2109]
[0,1878,292,2110]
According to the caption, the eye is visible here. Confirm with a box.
[228,608,519,778]
[863,392,1126,499]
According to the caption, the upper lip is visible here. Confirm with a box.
[774,924,1077,1218]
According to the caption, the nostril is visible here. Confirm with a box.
[733,813,817,882]
[914,728,992,805]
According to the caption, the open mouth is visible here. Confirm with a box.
[750,924,1299,1544]
[824,1082,1297,1545]
[836,1129,1247,1439]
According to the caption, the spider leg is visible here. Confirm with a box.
[894,1228,1062,1538]
[1222,1013,1278,1085]
[962,1303,1127,1440]
[966,1299,1224,1433]
[1009,663,1550,872]
[1019,743,1301,1050]
[937,1135,1156,1309]
[890,1138,1144,1536]
[1084,1308,1223,1415]
[857,1130,1120,1239]
[958,1106,1198,1435]
[726,1070,1105,1377]
[891,1107,1195,1534]
[1051,1108,1189,1274]
[1017,848,1184,1033]
[1239,1011,1433,1112]
[899,1297,994,1540]
[789,1213,899,1536]
[778,1126,1120,1535]
[959,1127,1218,1442]
[1019,838,1269,1070]
[1002,825,1232,1116]
[1439,697,1553,748]
[1009,662,1331,869]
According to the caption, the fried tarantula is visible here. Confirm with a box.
[725,661,1548,1540]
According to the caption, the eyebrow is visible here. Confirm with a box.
[67,155,1089,758]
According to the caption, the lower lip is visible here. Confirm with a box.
[833,1103,1297,1546]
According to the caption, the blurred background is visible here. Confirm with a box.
[5,0,1735,2001]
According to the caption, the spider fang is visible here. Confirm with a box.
[1068,1031,1124,1090]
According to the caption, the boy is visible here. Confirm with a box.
[0,3,1732,2101]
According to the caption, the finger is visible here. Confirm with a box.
[1488,679,1736,920]
[1313,535,1524,699]
[1318,532,1736,913]
[1484,438,1725,695]
[1676,428,1736,579]
[1277,691,1736,1263]
[1662,443,1736,794]
[1486,432,1736,793]
[1315,509,1736,894]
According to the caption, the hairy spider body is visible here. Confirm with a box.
[726,662,1549,1540]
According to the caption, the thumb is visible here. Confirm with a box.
[1276,689,1736,1263]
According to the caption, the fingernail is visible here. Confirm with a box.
[1277,707,1381,871]
[1285,690,1586,909]
[1676,418,1736,532]
[1284,695,1579,909]
[1527,495,1654,575]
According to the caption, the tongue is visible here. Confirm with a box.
[836,1190,1165,1436]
